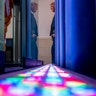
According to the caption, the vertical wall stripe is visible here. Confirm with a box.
[26,0,31,58]
[55,0,65,67]
[0,0,4,51]
[0,0,5,72]
[21,0,27,58]
[55,0,60,66]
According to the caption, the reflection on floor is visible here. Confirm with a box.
[0,64,96,96]
[5,67,23,72]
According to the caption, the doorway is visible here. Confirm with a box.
[5,0,22,68]
[30,0,55,64]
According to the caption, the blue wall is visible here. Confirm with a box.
[55,0,65,67]
[26,0,31,58]
[56,0,96,78]
[0,0,5,73]
[21,0,27,58]
[65,0,96,77]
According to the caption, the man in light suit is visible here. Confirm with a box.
[31,2,38,59]
[50,2,55,63]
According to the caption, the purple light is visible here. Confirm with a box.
[0,64,96,96]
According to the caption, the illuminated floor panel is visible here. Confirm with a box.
[0,64,96,96]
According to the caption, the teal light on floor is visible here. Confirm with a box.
[0,64,96,96]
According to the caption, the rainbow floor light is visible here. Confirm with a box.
[0,64,96,96]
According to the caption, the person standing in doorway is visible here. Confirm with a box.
[31,2,38,59]
[50,2,55,64]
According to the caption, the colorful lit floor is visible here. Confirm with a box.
[0,64,96,96]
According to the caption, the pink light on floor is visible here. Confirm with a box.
[0,64,96,96]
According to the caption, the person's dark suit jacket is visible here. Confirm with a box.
[50,16,55,36]
[50,16,55,63]
[31,13,38,59]
[31,13,38,36]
